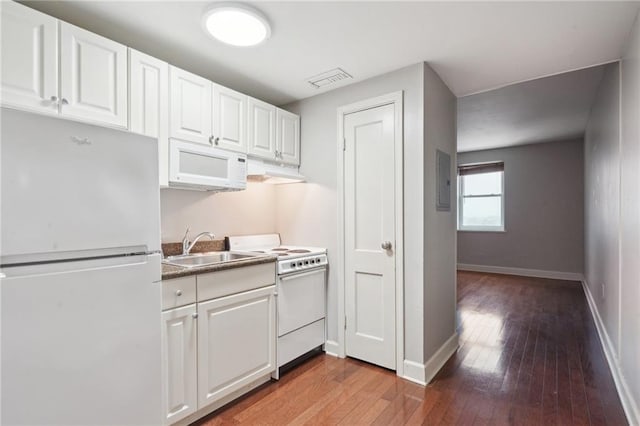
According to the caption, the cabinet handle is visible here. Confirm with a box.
[192,313,198,319]
[175,289,182,296]
[60,98,69,105]
[275,150,279,158]
[209,136,214,145]
[214,137,219,145]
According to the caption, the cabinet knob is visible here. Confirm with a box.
[381,241,392,250]
[192,313,198,319]
[60,98,69,105]
[209,136,214,145]
[175,289,182,296]
[50,95,58,103]
[214,137,219,145]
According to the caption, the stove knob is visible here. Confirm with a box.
[304,260,309,265]
[297,261,303,267]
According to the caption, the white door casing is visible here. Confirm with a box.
[60,22,128,127]
[162,304,197,425]
[212,84,247,153]
[337,91,404,376]
[343,103,396,370]
[169,66,212,146]
[0,1,59,115]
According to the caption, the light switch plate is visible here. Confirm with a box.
[436,149,451,211]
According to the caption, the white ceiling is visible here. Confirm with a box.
[457,64,606,152]
[22,1,640,106]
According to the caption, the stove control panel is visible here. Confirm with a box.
[278,254,328,275]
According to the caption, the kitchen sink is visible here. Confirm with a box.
[163,251,261,268]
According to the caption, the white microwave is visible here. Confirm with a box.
[169,139,247,191]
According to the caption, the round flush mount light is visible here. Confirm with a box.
[202,3,271,47]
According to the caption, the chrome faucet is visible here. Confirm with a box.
[181,227,216,255]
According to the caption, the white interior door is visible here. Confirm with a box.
[344,103,396,370]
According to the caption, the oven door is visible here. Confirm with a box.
[277,268,326,336]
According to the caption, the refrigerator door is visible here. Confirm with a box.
[1,108,161,264]
[1,253,162,425]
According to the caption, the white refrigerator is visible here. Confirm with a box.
[1,108,163,425]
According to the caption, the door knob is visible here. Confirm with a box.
[192,313,198,319]
[381,241,392,250]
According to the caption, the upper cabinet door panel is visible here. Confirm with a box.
[129,49,169,187]
[212,84,247,153]
[277,109,300,166]
[247,97,276,160]
[129,49,168,138]
[169,66,212,146]
[60,22,128,128]
[0,1,58,115]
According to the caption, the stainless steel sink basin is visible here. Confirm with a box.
[163,251,260,268]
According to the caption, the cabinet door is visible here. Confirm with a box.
[277,108,301,166]
[129,49,169,187]
[197,286,276,408]
[162,304,198,425]
[60,22,128,127]
[169,66,212,146]
[0,1,58,115]
[247,97,277,160]
[212,84,247,153]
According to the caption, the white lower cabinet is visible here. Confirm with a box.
[197,285,276,408]
[162,303,198,425]
[162,264,276,425]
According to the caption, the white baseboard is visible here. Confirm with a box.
[582,280,639,426]
[402,333,458,386]
[457,263,584,282]
[324,340,340,358]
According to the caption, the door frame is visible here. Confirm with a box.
[335,91,404,377]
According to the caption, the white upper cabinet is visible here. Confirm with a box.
[0,1,58,115]
[277,108,301,166]
[60,22,128,128]
[129,49,169,187]
[169,66,212,146]
[212,84,247,153]
[247,97,277,160]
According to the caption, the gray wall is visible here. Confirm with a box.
[277,62,458,368]
[585,12,640,421]
[423,66,458,360]
[277,63,427,365]
[457,139,584,274]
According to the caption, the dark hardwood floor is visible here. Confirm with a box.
[195,271,628,425]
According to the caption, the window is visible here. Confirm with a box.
[458,162,504,231]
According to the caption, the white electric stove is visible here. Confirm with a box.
[227,234,327,378]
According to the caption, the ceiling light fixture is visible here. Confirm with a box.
[202,3,271,47]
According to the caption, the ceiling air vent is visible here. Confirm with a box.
[307,68,352,88]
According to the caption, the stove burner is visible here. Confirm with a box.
[252,250,265,253]
[278,253,289,256]
[272,248,289,251]
[288,249,311,254]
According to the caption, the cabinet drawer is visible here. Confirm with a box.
[162,276,196,310]
[197,262,275,302]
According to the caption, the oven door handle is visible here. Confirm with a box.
[279,267,326,281]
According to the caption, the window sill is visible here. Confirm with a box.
[457,228,506,233]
